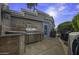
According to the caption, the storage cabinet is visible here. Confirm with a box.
[25,33,43,44]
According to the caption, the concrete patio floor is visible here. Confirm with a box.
[25,37,68,55]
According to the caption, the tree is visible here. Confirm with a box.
[72,13,79,32]
[57,21,74,41]
[57,21,74,33]
[27,3,38,10]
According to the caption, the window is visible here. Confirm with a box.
[26,23,31,28]
[3,14,10,19]
[44,25,48,35]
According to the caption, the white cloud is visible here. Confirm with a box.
[58,6,66,11]
[56,3,66,6]
[45,7,58,18]
[60,10,79,16]
[76,4,79,9]
[45,4,66,18]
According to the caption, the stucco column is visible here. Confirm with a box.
[19,35,25,55]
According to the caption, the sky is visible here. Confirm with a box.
[8,3,79,28]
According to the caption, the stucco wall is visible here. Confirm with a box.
[2,13,53,37]
[1,5,55,37]
[1,13,11,35]
[11,17,43,32]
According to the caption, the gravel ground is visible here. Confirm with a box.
[25,37,67,55]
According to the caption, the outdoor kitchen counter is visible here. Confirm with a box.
[0,34,25,55]
[5,31,44,44]
[25,33,43,44]
[0,31,43,55]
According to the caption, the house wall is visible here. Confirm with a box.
[1,4,55,37]
[2,13,43,34]
[1,13,11,35]
[2,13,54,37]
[43,17,55,37]
[11,17,43,32]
